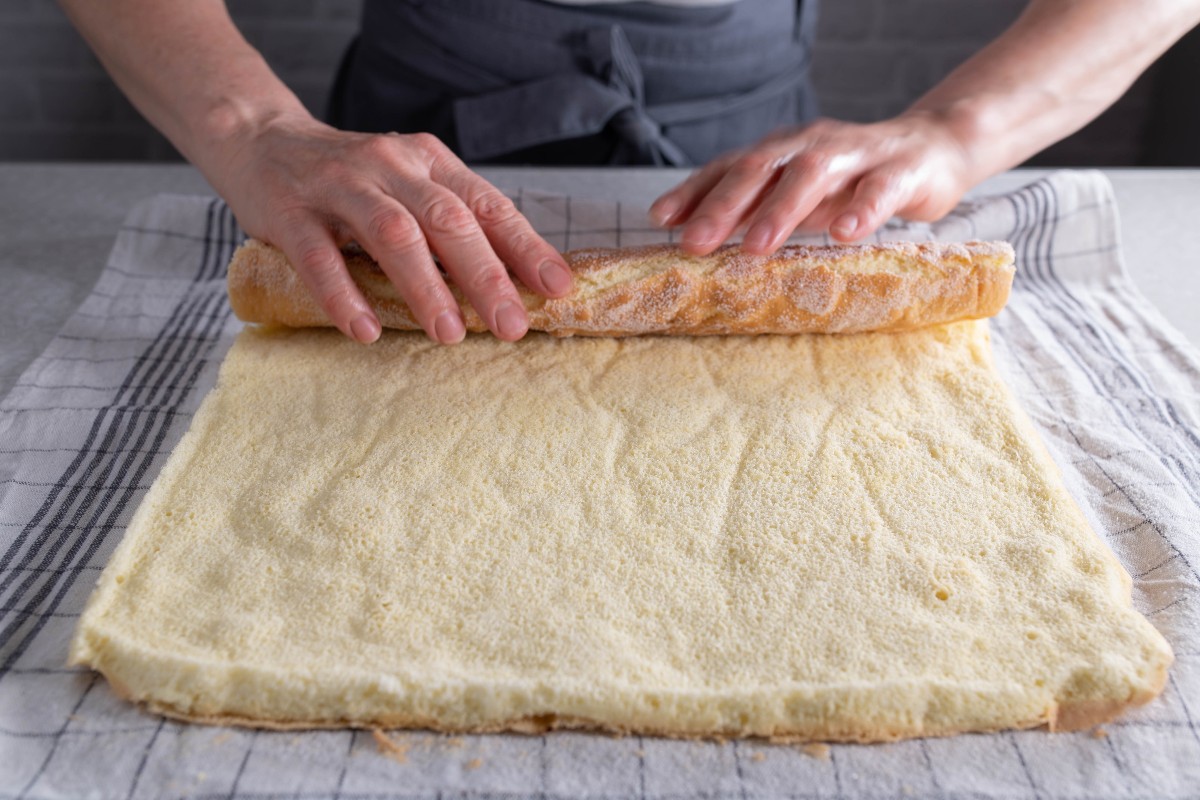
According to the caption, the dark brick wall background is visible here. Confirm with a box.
[1,0,1196,165]
[0,0,359,161]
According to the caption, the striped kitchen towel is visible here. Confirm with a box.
[1,170,1198,800]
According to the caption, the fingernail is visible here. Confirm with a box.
[682,219,717,250]
[650,198,679,226]
[494,301,528,340]
[832,213,858,238]
[350,314,380,344]
[743,221,775,253]
[433,309,466,344]
[538,260,572,295]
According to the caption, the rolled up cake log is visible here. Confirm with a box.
[227,239,1015,337]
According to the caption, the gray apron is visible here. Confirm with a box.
[327,0,819,166]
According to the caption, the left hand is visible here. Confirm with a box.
[649,112,977,254]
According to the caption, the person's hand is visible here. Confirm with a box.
[649,112,976,255]
[216,113,573,344]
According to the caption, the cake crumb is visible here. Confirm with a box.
[634,749,645,757]
[445,737,465,749]
[750,751,766,763]
[1091,728,1109,739]
[801,743,831,761]
[465,758,484,771]
[372,729,410,763]
[210,732,232,746]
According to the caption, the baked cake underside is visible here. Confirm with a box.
[70,322,1172,741]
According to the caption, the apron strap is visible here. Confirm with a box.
[454,25,691,166]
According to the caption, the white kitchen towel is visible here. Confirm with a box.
[0,170,1197,800]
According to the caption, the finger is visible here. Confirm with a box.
[391,182,529,342]
[345,194,466,345]
[648,153,737,227]
[793,188,855,235]
[830,171,911,242]
[274,214,381,344]
[739,161,838,255]
[679,152,786,255]
[724,168,783,238]
[794,201,841,236]
[433,166,572,298]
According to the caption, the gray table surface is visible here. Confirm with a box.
[1,163,1198,401]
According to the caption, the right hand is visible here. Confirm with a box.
[649,114,975,254]
[214,113,573,344]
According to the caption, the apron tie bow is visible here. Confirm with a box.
[453,25,691,166]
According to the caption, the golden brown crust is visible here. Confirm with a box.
[85,660,1159,743]
[227,239,1016,337]
[1048,659,1171,732]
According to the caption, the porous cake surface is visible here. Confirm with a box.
[70,322,1171,740]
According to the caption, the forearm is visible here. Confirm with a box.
[910,0,1200,183]
[58,1,570,347]
[653,0,1200,249]
[56,0,310,179]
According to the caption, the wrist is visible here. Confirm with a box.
[185,95,319,201]
[902,94,1015,188]
[173,49,314,177]
[195,95,308,157]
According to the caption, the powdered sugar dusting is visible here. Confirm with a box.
[229,239,1016,337]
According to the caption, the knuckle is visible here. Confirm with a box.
[731,152,776,178]
[858,179,897,217]
[757,209,788,231]
[701,181,752,215]
[503,229,546,260]
[366,209,422,250]
[862,169,897,190]
[403,131,446,157]
[464,266,512,298]
[702,195,741,218]
[406,279,451,312]
[292,249,354,311]
[357,134,400,163]
[317,285,358,314]
[294,241,340,277]
[272,201,310,227]
[421,197,474,237]
[470,191,518,227]
[791,150,828,174]
[858,197,886,220]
